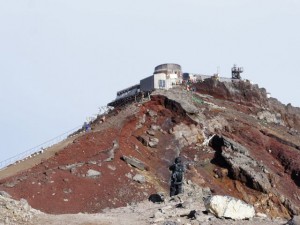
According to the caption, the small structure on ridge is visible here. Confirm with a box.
[231,64,243,79]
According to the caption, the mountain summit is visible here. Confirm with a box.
[0,71,300,224]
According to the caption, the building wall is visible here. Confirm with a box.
[153,73,168,89]
[154,63,182,78]
[140,75,154,92]
[168,73,179,87]
[219,77,234,83]
[140,73,178,92]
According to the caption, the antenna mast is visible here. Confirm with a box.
[231,64,243,79]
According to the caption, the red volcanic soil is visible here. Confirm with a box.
[1,81,300,218]
[0,128,155,214]
[0,98,193,214]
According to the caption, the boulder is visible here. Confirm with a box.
[171,123,203,148]
[210,135,273,193]
[146,130,156,136]
[287,215,300,225]
[140,114,146,124]
[257,110,284,125]
[59,162,84,171]
[4,181,18,188]
[149,193,165,203]
[133,174,146,183]
[284,199,300,216]
[137,135,159,148]
[121,155,147,171]
[206,116,229,133]
[148,142,158,148]
[137,135,149,146]
[86,169,101,178]
[205,195,255,220]
[104,140,119,162]
[63,188,72,194]
[107,165,116,171]
[152,89,199,114]
[150,124,161,131]
[125,173,133,179]
[147,110,158,118]
[149,137,159,148]
[0,195,40,224]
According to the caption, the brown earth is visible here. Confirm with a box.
[0,79,299,221]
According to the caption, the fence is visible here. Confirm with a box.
[0,106,114,171]
[0,125,82,170]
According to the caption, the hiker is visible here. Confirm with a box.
[83,122,91,132]
[169,157,185,197]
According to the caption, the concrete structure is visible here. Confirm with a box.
[140,63,182,92]
[154,63,182,78]
[108,63,249,108]
[140,73,176,92]
[195,74,234,83]
[185,73,231,83]
[108,63,182,107]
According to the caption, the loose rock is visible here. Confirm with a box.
[133,174,146,184]
[149,193,165,203]
[86,169,101,178]
[205,195,255,220]
[287,215,300,225]
[121,155,147,171]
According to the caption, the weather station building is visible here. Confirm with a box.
[140,63,182,92]
[108,63,246,108]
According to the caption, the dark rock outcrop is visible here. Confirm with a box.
[121,155,147,171]
[193,78,268,107]
[210,135,273,193]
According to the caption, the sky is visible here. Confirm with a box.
[0,0,300,164]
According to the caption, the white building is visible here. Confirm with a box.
[140,63,182,92]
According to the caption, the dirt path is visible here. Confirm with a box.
[33,213,115,225]
[31,200,287,225]
[0,189,289,225]
[0,134,79,180]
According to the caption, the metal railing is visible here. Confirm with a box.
[0,125,82,170]
[0,106,114,171]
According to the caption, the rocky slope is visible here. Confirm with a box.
[0,78,300,224]
[0,182,290,225]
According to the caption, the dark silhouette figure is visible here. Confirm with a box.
[169,157,185,197]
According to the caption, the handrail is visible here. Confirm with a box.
[0,125,82,170]
[0,105,115,171]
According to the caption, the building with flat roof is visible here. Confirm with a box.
[154,63,182,78]
[141,63,182,92]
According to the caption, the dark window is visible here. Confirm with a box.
[159,80,166,88]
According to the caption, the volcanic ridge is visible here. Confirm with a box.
[0,77,300,225]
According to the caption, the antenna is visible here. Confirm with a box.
[231,64,243,79]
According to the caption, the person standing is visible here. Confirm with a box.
[169,157,185,197]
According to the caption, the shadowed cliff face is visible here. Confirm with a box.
[0,79,299,218]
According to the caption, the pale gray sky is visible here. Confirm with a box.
[1,0,300,162]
